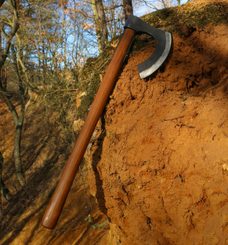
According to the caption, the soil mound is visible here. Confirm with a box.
[92,23,228,245]
[0,1,227,244]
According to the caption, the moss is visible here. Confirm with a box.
[77,73,100,119]
[143,2,228,30]
[76,52,112,119]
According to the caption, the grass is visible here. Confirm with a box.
[143,1,228,31]
[76,52,112,119]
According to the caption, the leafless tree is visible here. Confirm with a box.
[0,0,26,186]
[123,0,133,21]
[91,0,108,53]
[0,0,6,8]
[0,152,10,201]
[134,0,180,11]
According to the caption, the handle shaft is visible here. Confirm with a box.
[42,28,135,229]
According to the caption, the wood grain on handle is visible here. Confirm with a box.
[42,28,136,229]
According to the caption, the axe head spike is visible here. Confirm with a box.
[125,15,172,78]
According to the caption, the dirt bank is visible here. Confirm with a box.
[92,23,228,245]
[0,103,109,245]
[0,1,227,244]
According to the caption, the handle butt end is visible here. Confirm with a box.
[41,204,60,229]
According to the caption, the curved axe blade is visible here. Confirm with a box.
[125,15,172,79]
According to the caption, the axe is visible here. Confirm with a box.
[42,15,172,229]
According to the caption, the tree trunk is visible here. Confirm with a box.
[0,67,7,90]
[11,44,26,186]
[0,0,6,8]
[14,118,25,186]
[0,0,25,186]
[0,91,25,186]
[123,0,133,22]
[91,0,108,54]
[0,1,19,69]
[41,41,47,83]
[0,153,10,201]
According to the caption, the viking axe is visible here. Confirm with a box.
[42,15,172,229]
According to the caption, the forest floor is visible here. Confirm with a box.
[0,0,228,244]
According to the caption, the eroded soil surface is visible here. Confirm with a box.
[0,103,109,244]
[0,1,228,245]
[91,23,228,245]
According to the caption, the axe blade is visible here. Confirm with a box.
[125,15,172,78]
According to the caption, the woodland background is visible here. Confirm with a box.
[0,0,227,244]
[0,0,184,200]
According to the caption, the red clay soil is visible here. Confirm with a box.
[0,103,109,245]
[91,23,228,245]
[0,3,227,245]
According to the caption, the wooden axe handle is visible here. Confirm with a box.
[42,28,135,229]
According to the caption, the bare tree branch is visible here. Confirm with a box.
[0,0,6,8]
[0,0,19,69]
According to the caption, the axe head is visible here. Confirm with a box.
[125,15,172,79]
